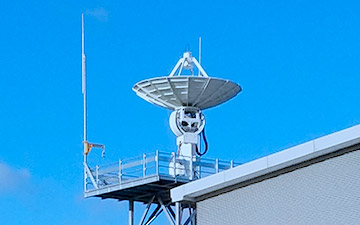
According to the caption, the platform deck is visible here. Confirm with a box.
[84,151,238,204]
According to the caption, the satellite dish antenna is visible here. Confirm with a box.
[133,44,241,179]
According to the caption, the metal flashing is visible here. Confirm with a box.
[170,124,360,202]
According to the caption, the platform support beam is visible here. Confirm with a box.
[139,195,155,225]
[145,205,161,225]
[129,200,134,225]
[158,196,175,225]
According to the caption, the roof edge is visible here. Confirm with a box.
[171,124,360,202]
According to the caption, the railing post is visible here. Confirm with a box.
[143,153,146,177]
[119,159,122,184]
[215,158,219,173]
[198,157,202,179]
[155,150,159,175]
[84,162,87,192]
[230,160,234,169]
[190,155,193,180]
[171,152,176,178]
[95,165,99,186]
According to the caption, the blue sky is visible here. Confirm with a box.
[1,0,360,224]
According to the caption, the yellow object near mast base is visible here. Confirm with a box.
[84,141,105,156]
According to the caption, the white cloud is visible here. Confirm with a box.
[0,162,31,195]
[85,7,109,22]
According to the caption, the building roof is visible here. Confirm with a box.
[170,124,360,202]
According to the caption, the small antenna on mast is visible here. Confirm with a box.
[82,14,86,95]
[82,13,88,159]
[198,37,202,76]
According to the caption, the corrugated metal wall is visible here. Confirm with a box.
[197,150,360,225]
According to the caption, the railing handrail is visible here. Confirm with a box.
[85,151,240,192]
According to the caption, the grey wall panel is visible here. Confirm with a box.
[197,150,360,225]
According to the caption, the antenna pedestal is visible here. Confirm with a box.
[169,107,205,179]
[170,140,199,179]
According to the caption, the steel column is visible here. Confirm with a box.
[175,202,181,225]
[129,200,134,225]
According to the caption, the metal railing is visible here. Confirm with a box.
[84,151,240,192]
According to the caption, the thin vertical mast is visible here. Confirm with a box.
[82,13,87,158]
[198,37,202,76]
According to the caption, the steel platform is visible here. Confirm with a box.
[84,151,238,205]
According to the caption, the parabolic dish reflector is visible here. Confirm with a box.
[133,76,241,110]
